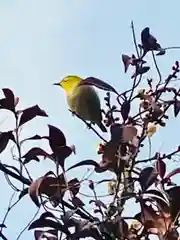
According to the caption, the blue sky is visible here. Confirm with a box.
[0,0,180,239]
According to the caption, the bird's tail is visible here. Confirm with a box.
[98,122,107,132]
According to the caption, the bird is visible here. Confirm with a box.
[53,75,107,132]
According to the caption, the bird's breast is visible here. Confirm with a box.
[66,85,100,122]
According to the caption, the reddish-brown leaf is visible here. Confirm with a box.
[0,131,15,154]
[121,100,131,122]
[141,27,161,52]
[135,203,171,235]
[3,88,15,104]
[68,178,80,196]
[139,167,158,191]
[25,134,43,140]
[122,54,132,73]
[156,158,166,179]
[145,189,169,204]
[122,125,137,142]
[48,127,75,164]
[28,172,65,207]
[89,200,107,209]
[50,145,73,170]
[19,105,48,126]
[167,186,180,221]
[174,99,180,117]
[35,230,58,240]
[29,212,69,235]
[72,196,85,208]
[80,77,118,94]
[34,230,44,240]
[166,229,179,240]
[48,125,67,151]
[53,146,72,161]
[14,96,19,107]
[156,49,166,56]
[0,88,15,112]
[30,219,68,234]
[67,160,100,172]
[165,168,180,179]
[22,147,50,164]
[20,135,48,145]
[131,66,150,78]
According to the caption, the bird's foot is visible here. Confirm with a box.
[69,109,77,117]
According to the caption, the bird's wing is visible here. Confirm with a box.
[83,86,102,123]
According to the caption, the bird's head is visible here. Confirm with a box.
[53,75,83,94]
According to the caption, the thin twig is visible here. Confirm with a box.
[164,46,180,50]
[16,207,40,240]
[0,162,31,186]
[131,21,140,58]
[69,110,107,143]
[136,149,179,164]
[0,192,19,233]
[152,51,162,88]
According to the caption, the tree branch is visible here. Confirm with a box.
[0,162,31,186]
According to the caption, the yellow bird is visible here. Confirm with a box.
[54,75,107,132]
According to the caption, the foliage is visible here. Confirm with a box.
[0,22,180,240]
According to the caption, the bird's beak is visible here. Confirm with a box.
[53,82,61,87]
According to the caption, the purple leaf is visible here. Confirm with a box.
[35,230,58,240]
[51,146,73,169]
[174,99,180,117]
[139,167,158,191]
[131,66,150,78]
[48,125,73,168]
[68,178,80,196]
[19,105,48,126]
[0,131,15,154]
[29,212,69,235]
[48,125,67,151]
[21,134,48,144]
[165,168,180,179]
[24,135,45,141]
[22,147,50,164]
[141,27,160,52]
[121,100,130,122]
[89,200,107,209]
[3,88,15,107]
[80,77,118,94]
[29,219,66,233]
[156,158,166,179]
[28,173,65,207]
[72,196,85,208]
[34,231,44,240]
[156,49,166,56]
[145,189,168,201]
[122,54,132,73]
[167,186,180,221]
[0,88,15,112]
[67,159,100,172]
